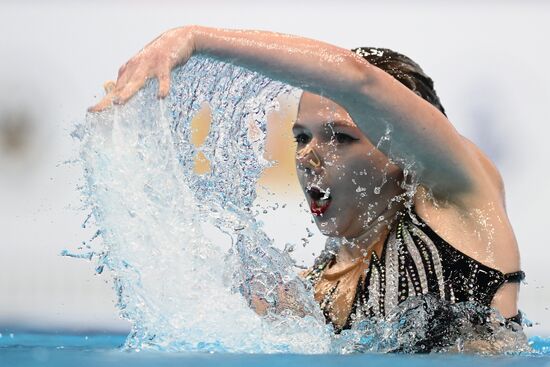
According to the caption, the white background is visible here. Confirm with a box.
[0,0,549,336]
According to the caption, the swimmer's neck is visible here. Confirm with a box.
[336,204,402,263]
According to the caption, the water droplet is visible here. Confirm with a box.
[283,243,295,253]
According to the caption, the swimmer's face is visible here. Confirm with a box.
[294,92,403,238]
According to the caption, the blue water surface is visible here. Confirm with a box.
[1,333,550,367]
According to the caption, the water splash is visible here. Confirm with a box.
[332,293,531,355]
[78,56,329,353]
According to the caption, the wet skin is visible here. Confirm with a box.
[294,91,403,251]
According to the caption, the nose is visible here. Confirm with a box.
[296,144,323,172]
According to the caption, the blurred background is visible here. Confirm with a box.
[0,0,549,336]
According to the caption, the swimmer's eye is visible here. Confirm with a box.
[334,133,359,144]
[294,133,311,145]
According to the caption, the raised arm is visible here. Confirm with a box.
[91,26,490,202]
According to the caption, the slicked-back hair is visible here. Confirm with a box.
[353,47,447,117]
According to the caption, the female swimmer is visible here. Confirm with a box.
[90,26,524,337]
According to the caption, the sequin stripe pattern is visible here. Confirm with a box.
[308,209,522,329]
[361,215,428,317]
[362,214,444,318]
[366,254,381,317]
[342,276,370,330]
[320,282,340,323]
[407,224,447,301]
[400,229,426,299]
[383,229,400,315]
[408,227,446,297]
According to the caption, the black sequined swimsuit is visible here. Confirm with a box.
[305,209,525,330]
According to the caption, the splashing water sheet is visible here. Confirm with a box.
[72,56,550,357]
[78,56,329,353]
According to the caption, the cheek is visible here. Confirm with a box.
[330,155,383,218]
[295,158,308,188]
[333,154,376,191]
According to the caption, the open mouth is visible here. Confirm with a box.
[306,186,332,216]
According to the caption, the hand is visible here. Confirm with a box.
[89,26,196,112]
[249,285,306,318]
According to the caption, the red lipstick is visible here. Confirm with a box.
[307,186,332,216]
[310,199,331,216]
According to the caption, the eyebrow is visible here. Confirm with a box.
[292,120,354,130]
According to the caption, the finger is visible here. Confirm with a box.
[117,62,128,79]
[88,94,115,113]
[117,57,141,80]
[114,58,142,94]
[103,80,116,94]
[113,76,147,105]
[157,70,171,98]
[111,68,148,104]
[114,69,136,95]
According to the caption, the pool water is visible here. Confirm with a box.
[1,333,550,367]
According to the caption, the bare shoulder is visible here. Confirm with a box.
[460,136,506,203]
[414,136,520,273]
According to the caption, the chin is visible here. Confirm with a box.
[312,215,348,237]
[312,217,334,236]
